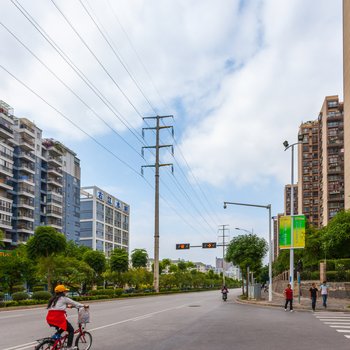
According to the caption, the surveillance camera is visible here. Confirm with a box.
[283,140,289,148]
[223,203,227,209]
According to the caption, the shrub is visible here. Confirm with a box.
[114,288,123,296]
[32,291,52,301]
[0,301,19,308]
[88,289,115,296]
[0,292,4,301]
[310,271,320,280]
[12,292,29,301]
[33,285,46,292]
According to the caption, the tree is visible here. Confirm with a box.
[26,226,67,291]
[131,249,148,268]
[321,210,350,259]
[0,229,4,248]
[83,250,106,277]
[110,248,129,273]
[0,248,36,293]
[225,234,268,296]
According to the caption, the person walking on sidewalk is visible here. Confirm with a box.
[320,281,329,308]
[309,282,318,312]
[284,283,293,312]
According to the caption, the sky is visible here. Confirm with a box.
[0,0,344,265]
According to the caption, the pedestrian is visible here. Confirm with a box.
[284,283,293,312]
[309,282,318,312]
[320,281,329,308]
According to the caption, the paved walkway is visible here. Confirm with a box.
[237,290,350,312]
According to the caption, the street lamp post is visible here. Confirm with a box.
[283,135,303,291]
[224,201,272,302]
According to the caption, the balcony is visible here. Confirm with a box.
[16,210,34,222]
[0,119,13,139]
[16,199,34,209]
[47,176,63,187]
[0,219,12,230]
[16,222,34,233]
[47,166,63,177]
[0,164,13,177]
[17,175,34,184]
[17,186,35,198]
[19,138,35,151]
[18,151,35,162]
[47,209,62,218]
[19,124,35,138]
[48,156,62,166]
[18,162,35,174]
[0,177,12,190]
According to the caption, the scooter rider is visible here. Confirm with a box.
[221,285,229,300]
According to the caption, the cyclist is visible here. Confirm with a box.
[46,284,88,350]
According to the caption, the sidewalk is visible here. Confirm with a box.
[236,290,350,312]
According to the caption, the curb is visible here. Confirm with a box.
[235,297,350,313]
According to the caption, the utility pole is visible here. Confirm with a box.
[141,115,173,293]
[218,224,230,286]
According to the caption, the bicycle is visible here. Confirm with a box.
[35,308,92,350]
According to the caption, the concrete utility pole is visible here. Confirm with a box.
[218,225,230,286]
[141,115,173,293]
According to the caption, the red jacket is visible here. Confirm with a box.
[284,288,293,300]
[46,310,67,330]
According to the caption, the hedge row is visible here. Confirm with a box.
[0,288,217,308]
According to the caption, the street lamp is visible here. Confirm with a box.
[283,134,303,290]
[235,227,254,234]
[224,201,272,302]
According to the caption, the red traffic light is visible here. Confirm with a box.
[176,243,190,250]
[202,242,217,249]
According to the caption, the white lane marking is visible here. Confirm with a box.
[336,329,350,333]
[318,319,350,322]
[345,335,350,338]
[1,341,36,350]
[316,316,350,319]
[330,325,350,328]
[0,314,24,320]
[324,322,350,325]
[2,303,189,350]
[132,315,152,322]
[89,304,187,332]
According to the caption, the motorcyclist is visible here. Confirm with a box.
[221,285,229,300]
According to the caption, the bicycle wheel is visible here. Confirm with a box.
[35,339,55,350]
[75,331,92,350]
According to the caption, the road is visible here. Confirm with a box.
[1,289,350,350]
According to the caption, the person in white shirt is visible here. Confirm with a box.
[319,281,329,308]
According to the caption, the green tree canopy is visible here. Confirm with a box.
[321,210,350,259]
[131,249,148,268]
[26,226,66,260]
[225,234,268,272]
[83,250,106,276]
[26,226,67,291]
[110,248,129,273]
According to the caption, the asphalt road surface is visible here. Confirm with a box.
[1,289,350,350]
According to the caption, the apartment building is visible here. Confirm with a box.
[284,184,298,216]
[297,96,344,228]
[80,186,130,257]
[319,96,344,225]
[0,101,15,247]
[297,120,320,227]
[0,100,81,247]
[343,0,350,209]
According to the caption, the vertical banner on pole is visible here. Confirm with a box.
[279,215,306,249]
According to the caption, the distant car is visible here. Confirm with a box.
[124,288,135,294]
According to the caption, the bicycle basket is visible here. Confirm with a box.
[78,308,90,324]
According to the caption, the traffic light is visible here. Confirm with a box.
[202,242,217,249]
[176,243,190,250]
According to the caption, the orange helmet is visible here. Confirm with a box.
[54,284,69,293]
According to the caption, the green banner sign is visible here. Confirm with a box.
[279,215,306,249]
